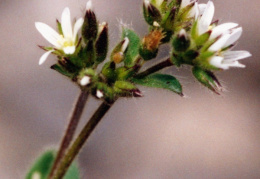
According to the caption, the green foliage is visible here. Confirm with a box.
[25,150,79,179]
[122,28,141,67]
[192,67,221,94]
[133,73,183,96]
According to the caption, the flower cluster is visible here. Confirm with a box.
[35,0,251,99]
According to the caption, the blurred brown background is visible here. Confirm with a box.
[0,0,259,178]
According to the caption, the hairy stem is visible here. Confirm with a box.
[48,89,89,179]
[135,58,173,78]
[53,100,116,179]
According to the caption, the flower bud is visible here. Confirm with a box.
[82,1,98,42]
[110,38,129,64]
[79,76,91,86]
[143,0,162,26]
[172,29,190,52]
[95,22,108,64]
[192,67,222,94]
[139,29,164,60]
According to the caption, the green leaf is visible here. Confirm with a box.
[25,150,79,179]
[122,28,141,67]
[132,73,183,96]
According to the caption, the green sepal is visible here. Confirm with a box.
[192,67,222,94]
[50,64,74,78]
[132,73,183,96]
[114,81,136,91]
[121,28,141,67]
[114,81,142,97]
[195,31,211,47]
[101,62,117,83]
[191,20,198,39]
[183,50,199,63]
[93,82,115,102]
[172,31,190,52]
[95,23,108,64]
[116,66,136,81]
[139,46,158,61]
[25,150,79,179]
[161,7,176,31]
[82,40,96,67]
[56,19,63,35]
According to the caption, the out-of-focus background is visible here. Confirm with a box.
[0,0,259,178]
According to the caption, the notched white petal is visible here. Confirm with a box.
[210,23,238,40]
[199,1,215,35]
[73,18,84,41]
[209,56,229,70]
[61,7,73,39]
[224,27,243,47]
[209,34,230,51]
[224,50,252,61]
[35,22,61,48]
[39,50,54,65]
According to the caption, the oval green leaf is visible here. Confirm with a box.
[133,73,183,96]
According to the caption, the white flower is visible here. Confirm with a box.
[194,1,251,70]
[35,7,84,65]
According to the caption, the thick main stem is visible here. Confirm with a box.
[53,101,115,179]
[135,58,173,78]
[48,89,89,179]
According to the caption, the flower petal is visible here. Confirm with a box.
[210,23,238,40]
[35,22,61,48]
[209,56,229,70]
[223,50,252,61]
[198,1,215,35]
[61,7,73,39]
[181,0,192,9]
[73,18,84,42]
[222,60,246,68]
[208,34,230,52]
[198,3,207,15]
[224,27,242,47]
[63,46,76,54]
[39,50,54,65]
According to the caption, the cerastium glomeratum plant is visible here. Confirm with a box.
[26,0,251,178]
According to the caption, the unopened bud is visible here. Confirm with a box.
[111,38,129,64]
[82,1,98,42]
[172,29,190,52]
[95,22,108,64]
[143,0,162,26]
[96,90,104,98]
[80,76,91,86]
[192,67,222,95]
